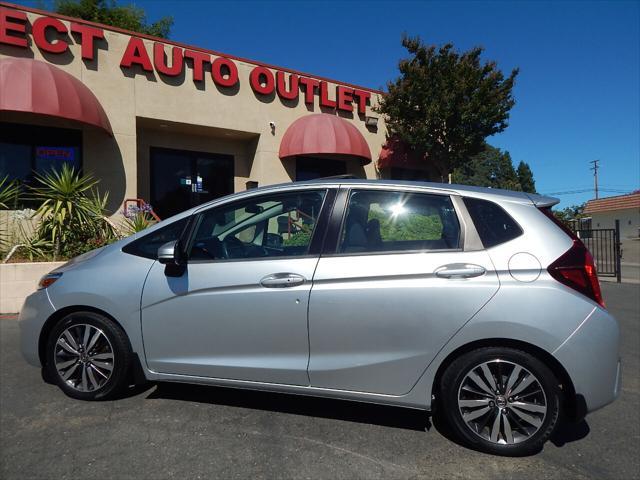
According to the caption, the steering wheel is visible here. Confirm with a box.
[221,235,246,259]
[248,244,271,257]
[191,239,218,260]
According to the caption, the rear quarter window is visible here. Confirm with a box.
[463,197,523,248]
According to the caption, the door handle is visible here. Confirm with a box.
[260,273,306,288]
[435,264,486,279]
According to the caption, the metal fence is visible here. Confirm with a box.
[572,219,622,282]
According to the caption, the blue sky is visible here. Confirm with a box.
[28,0,640,207]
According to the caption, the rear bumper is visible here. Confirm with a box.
[18,289,56,368]
[553,307,621,414]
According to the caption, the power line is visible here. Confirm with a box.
[543,184,639,191]
[544,188,632,196]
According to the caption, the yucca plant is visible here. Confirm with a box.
[29,164,116,259]
[0,175,21,209]
[2,221,52,263]
[121,211,156,236]
[0,175,22,254]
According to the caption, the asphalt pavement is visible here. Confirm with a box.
[1,283,638,479]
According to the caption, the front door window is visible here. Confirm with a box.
[150,147,233,219]
[189,190,326,261]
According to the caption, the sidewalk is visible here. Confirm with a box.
[600,276,640,285]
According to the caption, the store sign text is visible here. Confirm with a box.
[0,9,371,115]
[35,146,75,161]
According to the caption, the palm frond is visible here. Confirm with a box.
[0,176,21,210]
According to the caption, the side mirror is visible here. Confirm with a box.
[157,240,186,277]
[157,240,178,264]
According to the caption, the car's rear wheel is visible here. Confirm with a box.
[45,312,132,400]
[440,347,561,456]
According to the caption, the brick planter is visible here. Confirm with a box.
[0,262,65,314]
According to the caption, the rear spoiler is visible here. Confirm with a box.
[525,193,560,208]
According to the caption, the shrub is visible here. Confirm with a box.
[121,206,157,236]
[0,175,21,210]
[283,231,311,247]
[0,176,22,255]
[29,164,118,259]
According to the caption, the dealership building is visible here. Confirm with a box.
[0,3,432,218]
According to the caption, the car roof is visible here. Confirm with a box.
[156,178,558,229]
[270,178,560,207]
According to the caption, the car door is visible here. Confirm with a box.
[141,188,333,386]
[308,187,499,395]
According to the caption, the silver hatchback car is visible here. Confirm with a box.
[20,179,620,456]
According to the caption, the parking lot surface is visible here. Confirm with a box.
[1,283,638,480]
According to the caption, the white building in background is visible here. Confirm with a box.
[584,191,640,239]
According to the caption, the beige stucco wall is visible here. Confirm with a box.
[0,261,65,313]
[0,6,387,216]
[590,208,640,239]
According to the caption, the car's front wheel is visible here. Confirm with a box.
[45,312,132,400]
[440,347,561,456]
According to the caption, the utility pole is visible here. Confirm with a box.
[590,159,600,199]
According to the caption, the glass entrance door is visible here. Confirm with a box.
[150,147,234,219]
[295,156,346,181]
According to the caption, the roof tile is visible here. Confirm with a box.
[584,191,640,214]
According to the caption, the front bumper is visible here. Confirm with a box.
[19,289,56,367]
[553,306,621,413]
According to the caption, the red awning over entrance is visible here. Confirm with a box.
[378,136,428,170]
[0,57,112,135]
[279,113,372,165]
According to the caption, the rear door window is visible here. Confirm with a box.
[338,190,461,253]
[463,197,523,248]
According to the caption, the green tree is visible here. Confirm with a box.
[376,36,519,180]
[517,161,536,193]
[452,144,523,191]
[54,0,173,38]
[367,207,443,241]
[553,203,586,226]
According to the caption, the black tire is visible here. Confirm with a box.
[439,347,561,456]
[45,312,132,401]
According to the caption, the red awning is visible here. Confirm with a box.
[279,113,371,165]
[0,57,112,135]
[378,136,428,170]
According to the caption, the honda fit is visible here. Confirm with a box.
[19,179,621,456]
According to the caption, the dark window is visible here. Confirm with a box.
[0,122,82,207]
[150,147,234,219]
[338,190,460,253]
[296,157,346,181]
[463,197,523,248]
[122,218,189,259]
[189,190,326,261]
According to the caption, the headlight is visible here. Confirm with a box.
[38,272,63,290]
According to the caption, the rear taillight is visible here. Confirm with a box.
[547,240,605,308]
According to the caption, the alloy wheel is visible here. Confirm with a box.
[54,323,115,392]
[457,359,547,445]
